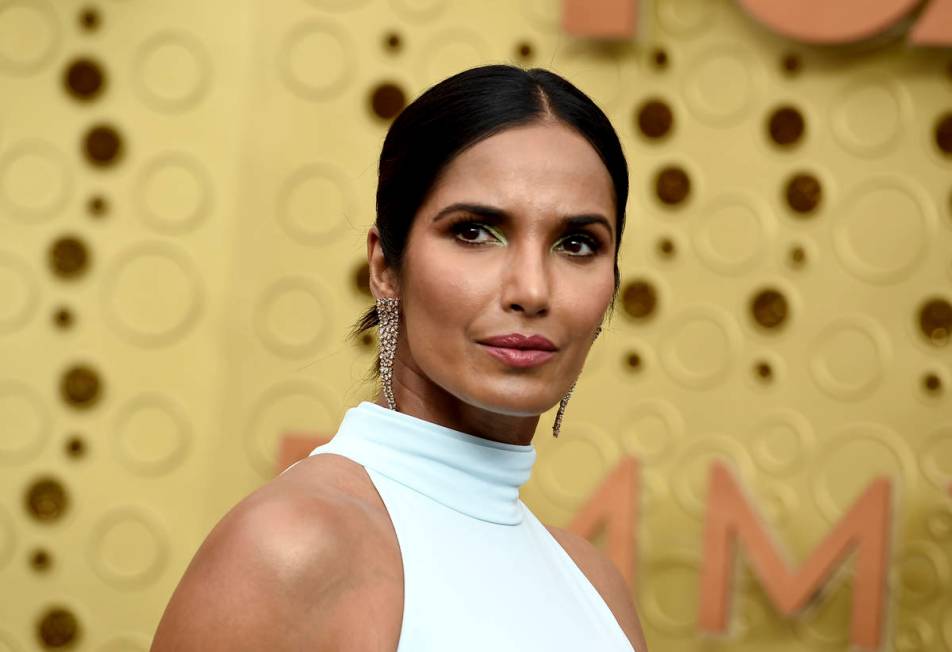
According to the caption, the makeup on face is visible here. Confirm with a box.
[398,121,616,415]
[431,201,614,257]
[476,332,559,369]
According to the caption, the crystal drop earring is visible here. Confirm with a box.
[376,296,400,411]
[552,325,602,438]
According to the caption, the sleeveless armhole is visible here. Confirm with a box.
[285,453,414,650]
[521,505,637,652]
[277,458,303,476]
[361,466,415,652]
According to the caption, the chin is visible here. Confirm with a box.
[464,388,559,418]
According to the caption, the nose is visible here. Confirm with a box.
[501,242,550,318]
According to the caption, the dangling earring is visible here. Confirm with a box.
[552,325,602,438]
[377,296,400,411]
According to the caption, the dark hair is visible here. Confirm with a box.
[350,64,630,380]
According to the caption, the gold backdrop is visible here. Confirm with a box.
[0,0,950,650]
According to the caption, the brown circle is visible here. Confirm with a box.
[354,262,370,296]
[383,31,402,52]
[923,372,942,394]
[53,306,74,330]
[60,364,102,409]
[655,165,690,206]
[625,351,642,369]
[25,477,69,523]
[48,235,90,280]
[621,279,657,319]
[767,105,805,146]
[63,57,105,101]
[65,435,86,459]
[788,244,806,267]
[30,548,52,572]
[781,52,801,76]
[637,98,673,140]
[516,41,533,60]
[784,172,822,215]
[918,297,952,346]
[79,7,100,32]
[37,606,80,648]
[751,287,789,330]
[754,360,773,381]
[935,112,952,155]
[359,331,375,349]
[651,47,669,69]
[656,237,675,258]
[87,194,108,217]
[370,82,406,121]
[82,123,123,167]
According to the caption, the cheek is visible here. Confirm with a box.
[400,240,490,345]
[564,264,615,322]
[407,254,464,312]
[558,265,614,368]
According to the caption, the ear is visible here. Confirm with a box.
[367,225,400,299]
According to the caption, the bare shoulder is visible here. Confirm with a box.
[150,456,393,652]
[545,525,649,652]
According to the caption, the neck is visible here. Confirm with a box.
[378,356,541,447]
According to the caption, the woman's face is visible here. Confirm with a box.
[378,120,616,418]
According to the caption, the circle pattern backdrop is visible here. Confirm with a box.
[0,1,949,650]
[0,140,72,222]
[0,0,60,75]
[99,242,204,347]
[132,30,212,112]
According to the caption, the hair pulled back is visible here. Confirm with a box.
[350,64,629,379]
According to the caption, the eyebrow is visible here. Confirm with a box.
[431,202,614,237]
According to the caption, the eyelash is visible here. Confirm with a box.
[447,218,603,257]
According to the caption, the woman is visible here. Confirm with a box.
[151,64,648,652]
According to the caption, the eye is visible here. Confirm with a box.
[450,220,502,246]
[555,233,601,257]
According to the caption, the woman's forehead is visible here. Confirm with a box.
[425,122,615,214]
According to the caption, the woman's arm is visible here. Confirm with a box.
[149,494,353,652]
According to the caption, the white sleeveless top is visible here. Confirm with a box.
[287,401,636,651]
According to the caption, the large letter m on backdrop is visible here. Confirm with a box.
[699,462,893,650]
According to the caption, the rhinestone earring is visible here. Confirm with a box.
[377,296,400,411]
[552,325,602,438]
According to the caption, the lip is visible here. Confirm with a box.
[476,333,558,369]
[478,344,555,368]
[477,333,558,351]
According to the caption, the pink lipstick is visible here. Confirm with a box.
[477,333,557,368]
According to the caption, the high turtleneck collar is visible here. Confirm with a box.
[320,401,537,525]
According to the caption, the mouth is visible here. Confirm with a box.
[477,343,556,368]
[476,333,558,368]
